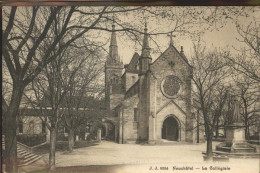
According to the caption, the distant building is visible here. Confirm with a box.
[17,108,49,136]
[104,24,194,144]
[16,96,106,143]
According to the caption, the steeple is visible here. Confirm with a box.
[108,23,119,62]
[139,23,152,75]
[141,22,151,58]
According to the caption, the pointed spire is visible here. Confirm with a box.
[139,23,152,75]
[110,23,117,46]
[109,23,119,62]
[141,22,151,58]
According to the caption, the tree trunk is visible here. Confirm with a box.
[242,98,249,140]
[205,133,213,161]
[5,124,18,173]
[197,110,200,143]
[216,119,219,138]
[49,127,57,170]
[68,129,74,152]
[245,116,249,140]
[5,83,24,173]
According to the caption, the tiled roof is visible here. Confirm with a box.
[125,53,139,73]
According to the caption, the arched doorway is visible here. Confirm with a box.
[105,121,115,141]
[101,125,106,138]
[162,116,179,141]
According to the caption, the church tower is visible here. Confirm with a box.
[105,24,124,113]
[138,24,152,141]
[139,23,152,75]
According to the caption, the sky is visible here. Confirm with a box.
[114,21,238,64]
[103,6,259,65]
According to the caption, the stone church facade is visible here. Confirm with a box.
[104,23,194,144]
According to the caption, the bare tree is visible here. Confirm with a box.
[3,6,246,171]
[191,41,231,160]
[62,46,105,152]
[25,44,101,168]
[213,85,230,139]
[228,21,260,83]
[2,6,141,171]
[233,77,260,139]
[217,91,235,137]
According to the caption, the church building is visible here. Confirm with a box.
[104,23,194,144]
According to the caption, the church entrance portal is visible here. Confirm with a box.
[100,121,116,141]
[162,116,179,141]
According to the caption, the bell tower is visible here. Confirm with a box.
[105,23,124,112]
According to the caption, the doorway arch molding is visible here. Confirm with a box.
[161,114,181,141]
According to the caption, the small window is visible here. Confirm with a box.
[115,110,120,117]
[136,62,139,70]
[28,120,34,134]
[134,108,138,121]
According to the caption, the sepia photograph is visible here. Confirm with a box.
[2,5,260,173]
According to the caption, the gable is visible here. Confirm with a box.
[156,100,186,116]
[151,45,192,71]
[125,52,139,73]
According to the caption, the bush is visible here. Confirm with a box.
[56,132,68,141]
[87,132,97,141]
[17,134,46,147]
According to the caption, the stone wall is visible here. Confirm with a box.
[19,116,45,135]
[122,95,138,143]
[125,73,139,92]
[138,74,150,141]
[110,94,124,110]
[149,46,193,143]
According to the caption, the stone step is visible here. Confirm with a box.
[213,151,260,158]
[216,147,231,152]
[2,135,42,167]
[233,148,256,153]
[24,154,41,163]
[18,155,42,167]
[21,152,35,159]
[18,150,27,155]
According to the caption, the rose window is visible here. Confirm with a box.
[161,75,180,98]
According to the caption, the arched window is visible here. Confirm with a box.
[135,62,139,71]
[110,75,121,94]
[110,75,119,84]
